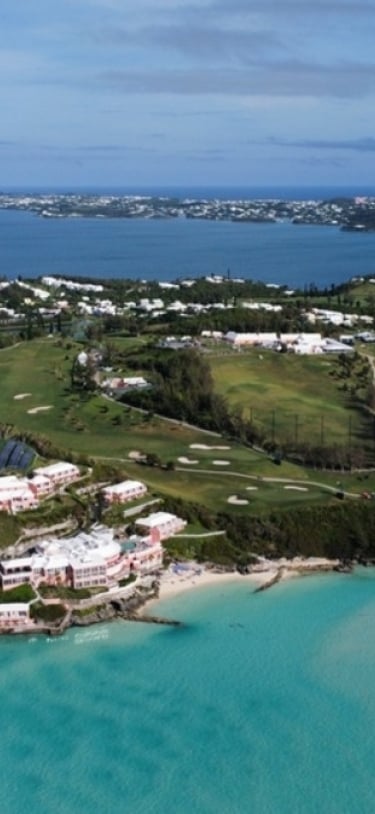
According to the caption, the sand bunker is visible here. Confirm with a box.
[128,450,143,460]
[246,486,259,491]
[178,457,199,465]
[212,460,230,466]
[27,405,53,415]
[14,393,31,400]
[227,495,249,505]
[190,444,231,451]
[284,485,308,492]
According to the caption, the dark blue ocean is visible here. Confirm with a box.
[1,186,375,287]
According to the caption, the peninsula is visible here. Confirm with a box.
[1,192,375,231]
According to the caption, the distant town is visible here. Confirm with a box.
[1,192,375,231]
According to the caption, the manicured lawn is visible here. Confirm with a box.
[0,338,372,522]
[209,349,371,448]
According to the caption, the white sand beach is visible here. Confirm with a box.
[146,566,273,606]
[144,556,340,610]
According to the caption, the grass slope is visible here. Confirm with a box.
[0,339,374,522]
[210,349,370,447]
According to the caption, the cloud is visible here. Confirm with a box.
[99,24,283,62]
[97,61,375,99]
[261,136,375,152]
[206,0,375,16]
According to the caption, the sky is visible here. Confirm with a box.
[1,0,375,189]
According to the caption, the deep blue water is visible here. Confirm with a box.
[1,206,375,288]
[1,572,375,814]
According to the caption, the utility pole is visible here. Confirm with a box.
[294,414,299,446]
[320,415,325,446]
[271,410,276,444]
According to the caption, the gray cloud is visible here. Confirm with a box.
[97,61,375,99]
[99,23,283,63]
[206,0,375,16]
[262,136,375,152]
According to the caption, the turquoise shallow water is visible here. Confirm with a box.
[1,572,375,814]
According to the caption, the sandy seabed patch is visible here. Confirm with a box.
[212,459,230,466]
[14,393,31,400]
[284,485,308,492]
[178,457,199,464]
[27,405,53,415]
[227,495,249,505]
[190,444,231,451]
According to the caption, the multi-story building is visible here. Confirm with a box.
[0,476,39,513]
[135,511,186,541]
[0,603,30,628]
[33,461,80,487]
[0,557,33,589]
[102,479,147,505]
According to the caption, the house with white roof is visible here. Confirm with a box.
[0,476,39,513]
[0,603,31,628]
[135,511,186,541]
[33,461,80,487]
[0,557,33,589]
[102,480,147,505]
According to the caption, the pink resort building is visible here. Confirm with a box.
[33,461,80,488]
[135,511,186,542]
[102,479,147,505]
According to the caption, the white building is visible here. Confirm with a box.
[0,603,30,628]
[33,462,80,487]
[0,557,33,589]
[69,556,107,589]
[102,480,147,505]
[225,331,278,346]
[0,476,39,514]
[135,511,186,541]
[128,541,164,573]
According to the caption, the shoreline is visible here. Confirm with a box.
[142,557,340,611]
[0,557,343,638]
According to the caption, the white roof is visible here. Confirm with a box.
[1,557,33,571]
[34,554,69,570]
[103,480,146,495]
[0,603,30,613]
[70,553,106,568]
[135,511,180,528]
[0,476,27,492]
[34,461,79,477]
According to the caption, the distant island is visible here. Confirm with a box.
[1,192,375,231]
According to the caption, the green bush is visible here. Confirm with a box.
[0,584,36,603]
[30,602,66,623]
